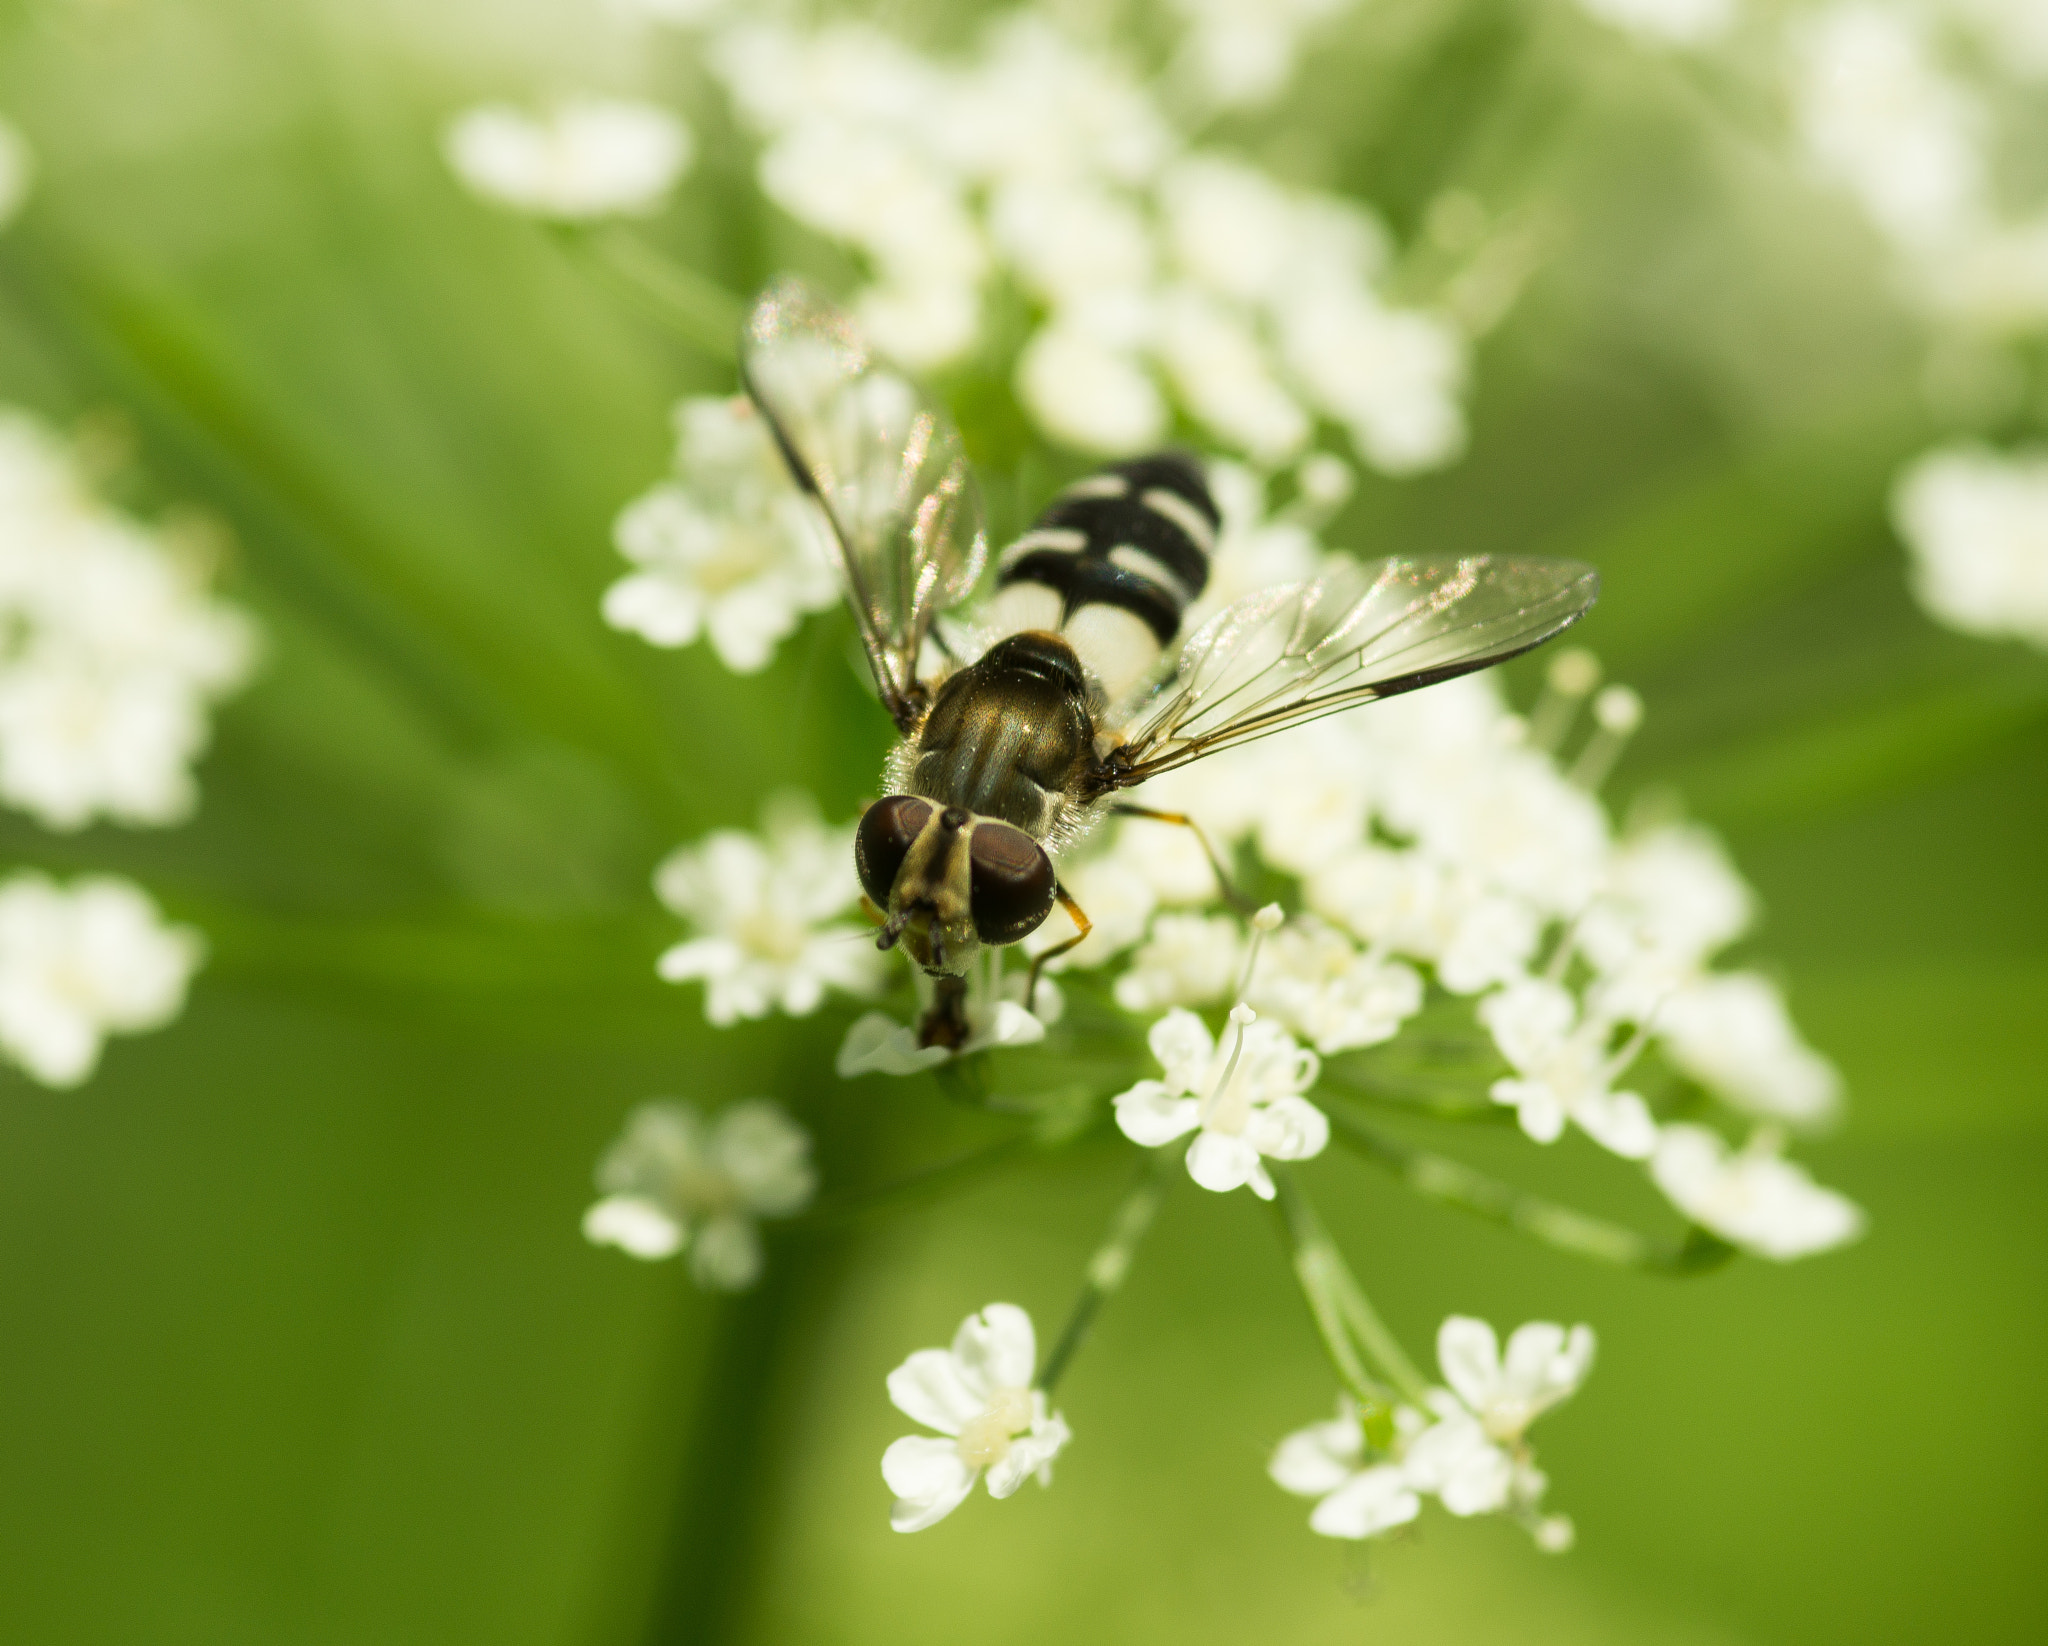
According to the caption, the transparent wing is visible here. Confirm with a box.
[1096,555,1599,790]
[740,279,986,727]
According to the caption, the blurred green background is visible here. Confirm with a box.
[0,0,2042,1642]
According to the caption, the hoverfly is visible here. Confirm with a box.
[740,279,1598,1049]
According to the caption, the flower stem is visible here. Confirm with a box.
[1035,1144,1182,1395]
[1325,1103,1736,1276]
[1272,1167,1433,1408]
[557,225,744,361]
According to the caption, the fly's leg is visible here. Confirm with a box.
[1109,804,1253,913]
[918,974,972,1051]
[1024,883,1093,1017]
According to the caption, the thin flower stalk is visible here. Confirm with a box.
[1272,1166,1430,1408]
[1036,1141,1183,1395]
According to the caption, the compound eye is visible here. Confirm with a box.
[968,822,1057,945]
[856,796,932,908]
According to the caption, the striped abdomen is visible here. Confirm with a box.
[982,453,1218,701]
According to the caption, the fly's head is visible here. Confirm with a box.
[856,797,1057,976]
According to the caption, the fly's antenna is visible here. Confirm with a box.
[877,910,912,951]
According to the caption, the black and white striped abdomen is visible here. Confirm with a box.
[982,453,1219,701]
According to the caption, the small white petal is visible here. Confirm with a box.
[581,1194,685,1260]
[1185,1128,1264,1195]
[1436,1316,1503,1414]
[1112,1080,1203,1147]
[953,1303,1037,1394]
[1307,1465,1422,1540]
[886,1348,984,1436]
[882,1435,978,1532]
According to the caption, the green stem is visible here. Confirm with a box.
[1035,1144,1181,1395]
[558,225,744,361]
[1325,1104,1735,1276]
[1272,1168,1433,1407]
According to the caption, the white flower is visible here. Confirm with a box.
[1269,1398,1423,1540]
[0,412,256,831]
[1892,444,2048,648]
[443,98,691,220]
[603,395,840,672]
[1481,979,1658,1158]
[1015,324,1167,455]
[1276,283,1467,474]
[1113,1004,1327,1198]
[583,1098,816,1289]
[655,791,885,1025]
[1112,913,1243,1012]
[1658,972,1842,1126]
[882,1303,1070,1532]
[836,965,1059,1076]
[0,117,32,228]
[1248,920,1423,1054]
[1575,0,1734,47]
[1404,1316,1593,1517]
[1651,1124,1865,1260]
[0,873,202,1087]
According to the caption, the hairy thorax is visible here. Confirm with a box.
[905,632,1098,838]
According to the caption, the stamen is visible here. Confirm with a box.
[1200,1001,1258,1129]
[1231,902,1284,1003]
[1568,685,1643,791]
[1528,648,1600,753]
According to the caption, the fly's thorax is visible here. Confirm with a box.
[908,631,1097,834]
[855,796,1058,974]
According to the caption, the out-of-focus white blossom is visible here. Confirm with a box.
[1892,443,2048,647]
[0,411,255,831]
[655,791,885,1025]
[883,1303,1070,1532]
[1576,0,1734,48]
[1580,821,1755,994]
[699,15,1474,475]
[1787,4,2048,334]
[1269,1397,1424,1540]
[604,395,840,673]
[444,98,691,220]
[1113,1004,1327,1198]
[1482,978,1659,1158]
[0,872,202,1088]
[1658,972,1842,1125]
[0,117,32,228]
[583,1098,815,1289]
[1652,1124,1865,1259]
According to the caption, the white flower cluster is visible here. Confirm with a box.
[1891,442,2048,648]
[444,98,692,220]
[1790,1,2048,337]
[654,789,886,1026]
[1273,1316,1589,1549]
[679,13,1468,473]
[0,116,31,229]
[0,409,255,831]
[0,872,202,1089]
[583,1097,816,1289]
[883,1302,1070,1532]
[604,395,840,672]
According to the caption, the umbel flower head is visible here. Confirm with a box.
[883,1303,1070,1532]
[583,1098,816,1290]
[1273,1315,1592,1547]
[0,409,256,832]
[604,395,841,671]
